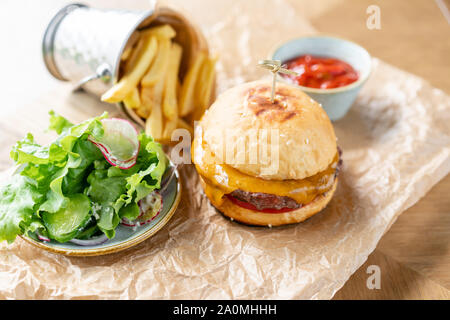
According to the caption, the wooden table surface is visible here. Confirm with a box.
[0,0,449,299]
[301,0,450,299]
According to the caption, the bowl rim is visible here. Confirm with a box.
[269,34,372,94]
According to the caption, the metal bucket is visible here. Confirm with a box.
[42,2,208,127]
[42,3,157,98]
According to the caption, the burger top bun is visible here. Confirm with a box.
[200,80,338,180]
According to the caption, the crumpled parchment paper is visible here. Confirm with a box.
[0,0,449,299]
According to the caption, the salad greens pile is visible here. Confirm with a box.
[0,111,167,244]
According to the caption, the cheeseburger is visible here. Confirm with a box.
[192,80,341,226]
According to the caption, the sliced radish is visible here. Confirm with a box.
[69,234,109,246]
[121,192,163,227]
[36,231,50,242]
[89,118,140,170]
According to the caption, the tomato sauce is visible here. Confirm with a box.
[283,55,359,89]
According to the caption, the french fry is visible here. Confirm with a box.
[162,116,178,142]
[123,37,145,74]
[163,43,183,120]
[140,24,176,40]
[136,105,150,119]
[140,86,153,106]
[143,60,168,140]
[177,117,194,136]
[160,118,193,144]
[178,51,206,117]
[144,85,164,140]
[141,38,171,87]
[121,31,140,61]
[121,46,133,61]
[199,56,217,109]
[139,86,154,118]
[123,87,141,110]
[101,36,158,103]
[191,56,217,121]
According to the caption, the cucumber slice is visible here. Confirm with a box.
[75,224,99,240]
[74,216,100,240]
[42,194,92,243]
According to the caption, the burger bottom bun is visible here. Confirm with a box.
[202,178,338,227]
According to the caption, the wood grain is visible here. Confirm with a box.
[333,251,450,300]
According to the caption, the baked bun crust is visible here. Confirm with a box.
[201,177,338,227]
[200,80,337,180]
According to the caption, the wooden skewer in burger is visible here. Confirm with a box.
[192,59,342,227]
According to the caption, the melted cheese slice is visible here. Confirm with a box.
[193,134,338,207]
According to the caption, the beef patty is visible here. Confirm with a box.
[228,147,342,211]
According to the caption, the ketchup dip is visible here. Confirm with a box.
[283,54,359,89]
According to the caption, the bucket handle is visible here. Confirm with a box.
[73,63,112,92]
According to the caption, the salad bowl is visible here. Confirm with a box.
[19,166,181,256]
[0,112,182,257]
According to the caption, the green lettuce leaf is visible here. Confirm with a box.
[113,133,167,218]
[0,174,43,243]
[48,110,74,135]
[0,111,167,243]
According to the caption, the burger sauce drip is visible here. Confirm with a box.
[283,55,359,89]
